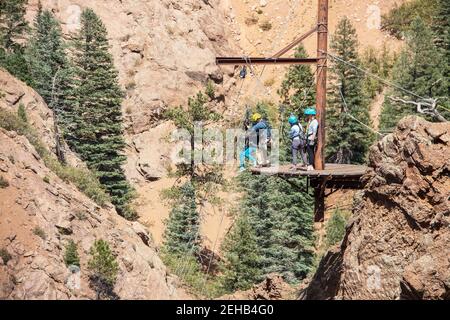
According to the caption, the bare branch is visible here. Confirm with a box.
[388,96,447,122]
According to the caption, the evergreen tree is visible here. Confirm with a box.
[325,209,347,247]
[69,9,136,220]
[88,239,119,299]
[64,239,80,267]
[0,0,32,84]
[264,177,314,282]
[27,5,75,162]
[0,0,28,52]
[433,0,450,53]
[380,18,449,130]
[165,90,222,183]
[226,172,314,286]
[161,87,225,290]
[27,6,69,106]
[163,182,201,256]
[278,45,316,114]
[361,45,393,99]
[326,17,373,164]
[381,0,439,39]
[278,45,316,162]
[433,0,450,110]
[220,213,261,292]
[17,103,27,122]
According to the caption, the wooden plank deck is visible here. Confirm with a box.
[251,163,367,178]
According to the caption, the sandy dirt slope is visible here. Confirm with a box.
[225,0,405,107]
[135,167,239,251]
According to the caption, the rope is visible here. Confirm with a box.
[297,65,321,112]
[233,76,246,105]
[326,51,450,113]
[338,87,384,137]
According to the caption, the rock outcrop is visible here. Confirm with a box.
[0,70,82,168]
[221,274,295,300]
[300,116,450,300]
[26,0,240,181]
[0,70,188,300]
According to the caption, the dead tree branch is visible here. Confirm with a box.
[388,96,447,122]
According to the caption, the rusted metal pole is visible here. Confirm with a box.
[315,0,328,171]
[216,57,318,65]
[314,181,326,222]
[272,26,318,58]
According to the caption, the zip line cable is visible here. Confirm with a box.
[338,87,384,137]
[298,65,321,111]
[325,51,450,114]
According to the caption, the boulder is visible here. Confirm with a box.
[301,117,450,300]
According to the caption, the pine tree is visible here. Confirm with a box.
[0,0,28,52]
[64,239,80,267]
[380,18,449,130]
[27,6,69,106]
[433,0,450,113]
[326,17,374,164]
[325,209,347,247]
[433,0,450,53]
[88,239,119,299]
[161,87,224,291]
[220,213,261,292]
[278,45,316,114]
[163,182,201,256]
[381,0,439,39]
[27,6,75,163]
[69,9,136,220]
[227,172,315,286]
[264,177,314,282]
[278,45,316,162]
[164,90,222,182]
[0,0,32,84]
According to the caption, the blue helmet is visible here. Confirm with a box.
[288,115,298,125]
[304,108,317,116]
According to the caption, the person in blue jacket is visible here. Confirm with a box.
[239,113,270,171]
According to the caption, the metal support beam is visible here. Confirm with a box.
[216,57,319,65]
[315,0,329,171]
[279,176,309,194]
[272,26,318,58]
[314,183,326,222]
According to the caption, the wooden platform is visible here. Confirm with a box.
[251,164,368,222]
[251,164,367,178]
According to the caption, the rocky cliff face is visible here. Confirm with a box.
[221,274,296,300]
[0,70,188,299]
[300,116,450,300]
[26,0,240,183]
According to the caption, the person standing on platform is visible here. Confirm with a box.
[288,115,307,170]
[305,108,318,171]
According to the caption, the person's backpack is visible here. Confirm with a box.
[298,124,306,141]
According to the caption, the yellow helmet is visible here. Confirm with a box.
[251,113,262,122]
